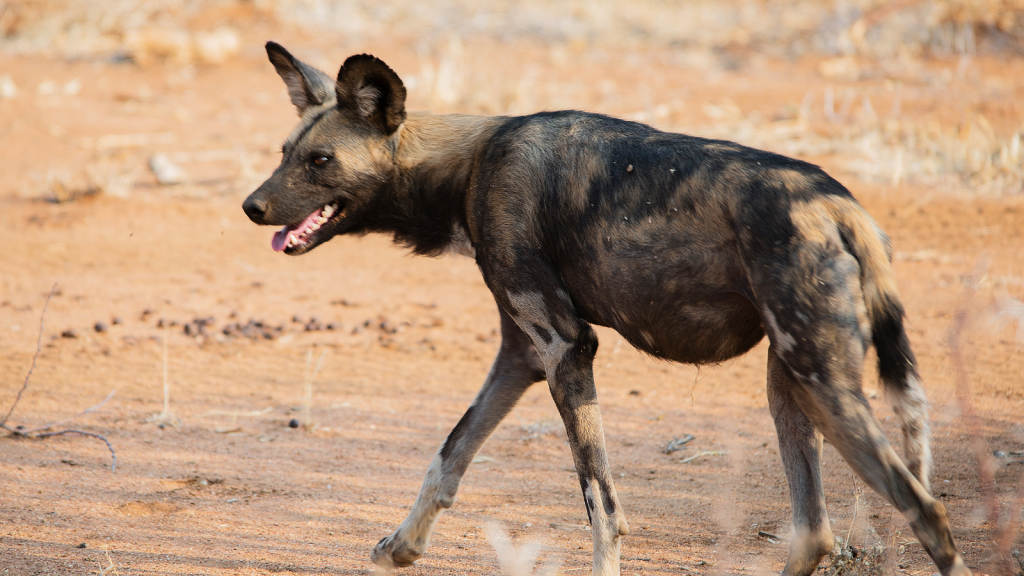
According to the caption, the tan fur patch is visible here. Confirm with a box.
[815,195,900,320]
[773,168,817,191]
[703,142,743,153]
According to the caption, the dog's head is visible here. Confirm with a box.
[243,42,406,255]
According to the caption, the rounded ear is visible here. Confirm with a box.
[335,54,407,135]
[266,41,335,116]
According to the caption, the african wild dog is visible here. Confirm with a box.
[243,42,971,576]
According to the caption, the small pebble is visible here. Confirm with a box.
[994,450,1006,458]
[149,153,187,185]
[111,316,123,325]
[94,322,107,333]
[61,329,77,338]
[292,315,302,323]
[77,543,87,549]
[288,418,300,429]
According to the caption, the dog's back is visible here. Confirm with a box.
[471,111,867,364]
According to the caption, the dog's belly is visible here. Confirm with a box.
[562,251,765,364]
[586,290,764,365]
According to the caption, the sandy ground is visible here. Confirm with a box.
[1,20,1024,576]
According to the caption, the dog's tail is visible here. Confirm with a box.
[821,195,932,491]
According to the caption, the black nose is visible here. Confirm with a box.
[243,195,268,224]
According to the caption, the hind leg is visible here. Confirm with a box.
[767,346,834,576]
[760,287,969,573]
[784,376,968,575]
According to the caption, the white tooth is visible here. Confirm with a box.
[323,205,334,217]
[318,217,327,224]
[311,223,320,231]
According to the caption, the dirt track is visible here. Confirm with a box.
[1,16,1024,576]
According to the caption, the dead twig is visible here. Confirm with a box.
[758,530,789,543]
[0,284,54,428]
[948,256,997,527]
[680,450,727,464]
[663,433,696,454]
[948,255,1023,576]
[993,470,1024,576]
[17,389,116,435]
[0,284,118,472]
[35,430,117,472]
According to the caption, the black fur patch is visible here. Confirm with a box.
[438,404,474,462]
[873,296,917,387]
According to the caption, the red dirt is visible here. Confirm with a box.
[1,23,1023,576]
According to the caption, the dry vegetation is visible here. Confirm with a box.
[1,1,1023,575]
[2,0,1023,195]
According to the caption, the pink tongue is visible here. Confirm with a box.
[270,208,325,252]
[271,226,296,252]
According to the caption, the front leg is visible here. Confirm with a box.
[504,290,629,576]
[371,305,545,569]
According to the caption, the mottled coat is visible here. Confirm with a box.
[243,43,970,576]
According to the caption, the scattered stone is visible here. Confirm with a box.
[629,390,641,396]
[148,153,187,185]
[111,316,123,325]
[221,318,284,340]
[292,315,303,323]
[77,543,87,549]
[60,329,77,338]
[0,74,16,100]
[288,418,300,429]
[326,323,339,331]
[140,308,154,320]
[93,322,108,333]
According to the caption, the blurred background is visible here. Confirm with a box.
[1,0,1023,198]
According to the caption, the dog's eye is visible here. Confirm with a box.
[311,156,330,166]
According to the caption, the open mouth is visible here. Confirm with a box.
[271,201,345,254]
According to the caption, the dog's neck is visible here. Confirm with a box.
[364,112,504,256]
[393,112,503,179]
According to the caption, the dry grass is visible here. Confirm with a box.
[300,348,327,431]
[3,1,1021,194]
[3,0,1022,58]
